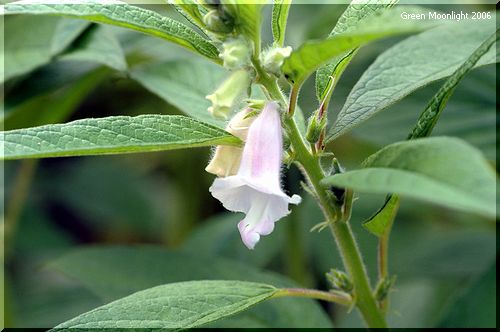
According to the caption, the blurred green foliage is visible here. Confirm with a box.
[1,3,496,328]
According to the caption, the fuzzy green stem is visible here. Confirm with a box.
[274,287,352,306]
[254,61,387,328]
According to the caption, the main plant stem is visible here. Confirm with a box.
[256,69,387,328]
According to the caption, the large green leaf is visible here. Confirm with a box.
[1,15,59,82]
[3,68,108,130]
[271,0,291,47]
[224,2,265,53]
[1,115,241,160]
[282,6,435,86]
[58,24,127,71]
[129,59,227,126]
[54,280,278,329]
[329,17,497,141]
[437,262,496,328]
[50,18,91,55]
[350,67,497,160]
[3,1,220,61]
[322,137,496,218]
[48,246,333,328]
[182,212,284,268]
[360,29,497,235]
[408,29,498,139]
[315,0,397,101]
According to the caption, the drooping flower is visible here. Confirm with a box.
[209,101,301,249]
[219,37,252,70]
[206,69,250,119]
[205,108,256,177]
[261,46,293,76]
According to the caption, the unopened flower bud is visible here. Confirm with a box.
[375,276,396,302]
[206,69,251,119]
[326,269,353,293]
[220,37,252,70]
[205,108,256,177]
[203,9,233,33]
[245,99,265,110]
[306,110,327,144]
[261,46,292,76]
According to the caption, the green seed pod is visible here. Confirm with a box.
[306,110,327,144]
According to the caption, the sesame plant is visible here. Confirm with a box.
[1,0,497,329]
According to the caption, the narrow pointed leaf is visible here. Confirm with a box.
[315,0,397,101]
[272,0,291,46]
[282,6,435,86]
[3,1,220,61]
[409,29,498,139]
[1,15,60,82]
[1,115,241,160]
[54,280,278,329]
[328,17,497,141]
[169,0,207,33]
[224,2,265,52]
[363,195,400,237]
[322,137,496,218]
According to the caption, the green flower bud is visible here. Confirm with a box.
[326,269,353,293]
[206,69,251,119]
[375,276,396,302]
[245,99,266,110]
[203,9,233,33]
[306,110,327,144]
[261,46,292,76]
[220,37,252,70]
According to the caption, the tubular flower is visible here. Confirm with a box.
[209,101,301,249]
[206,69,250,119]
[205,108,256,177]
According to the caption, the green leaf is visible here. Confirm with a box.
[349,67,497,160]
[1,115,241,160]
[50,18,91,55]
[271,0,291,47]
[3,1,220,62]
[437,262,496,328]
[169,0,207,33]
[363,194,400,237]
[322,137,496,218]
[49,246,333,328]
[224,2,265,53]
[361,30,497,231]
[182,213,284,268]
[3,68,109,130]
[58,24,127,71]
[282,6,435,86]
[130,59,227,126]
[315,0,397,101]
[408,29,498,139]
[329,17,497,141]
[54,280,278,329]
[1,15,60,83]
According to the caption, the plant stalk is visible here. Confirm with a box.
[274,287,352,306]
[255,63,387,328]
